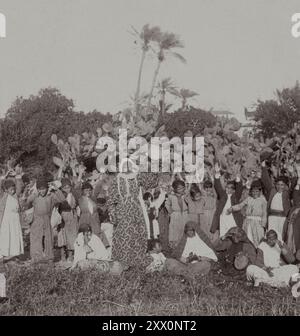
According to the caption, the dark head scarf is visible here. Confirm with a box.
[36,178,48,190]
[61,178,72,188]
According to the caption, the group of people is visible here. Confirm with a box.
[1,144,300,303]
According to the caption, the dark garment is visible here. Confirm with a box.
[211,177,244,233]
[157,203,170,254]
[214,236,257,277]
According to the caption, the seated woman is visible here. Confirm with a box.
[172,221,218,275]
[246,230,299,287]
[214,227,257,276]
[71,224,110,271]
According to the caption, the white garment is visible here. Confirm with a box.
[0,273,6,297]
[182,233,218,261]
[220,196,236,237]
[247,264,298,287]
[268,216,285,241]
[270,193,283,211]
[139,188,151,239]
[258,242,281,268]
[101,222,113,259]
[0,194,24,258]
[146,252,167,272]
[86,197,94,215]
[72,233,109,268]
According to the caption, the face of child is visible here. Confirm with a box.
[153,242,162,253]
[62,185,71,194]
[83,230,92,243]
[192,192,201,201]
[186,228,195,238]
[251,188,261,199]
[83,188,92,197]
[276,181,285,193]
[266,233,278,247]
[225,183,235,195]
[38,187,48,197]
[6,186,16,196]
[175,185,185,196]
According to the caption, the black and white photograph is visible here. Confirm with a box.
[1,0,300,318]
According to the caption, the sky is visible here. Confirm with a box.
[0,0,300,122]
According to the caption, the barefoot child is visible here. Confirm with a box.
[27,179,65,263]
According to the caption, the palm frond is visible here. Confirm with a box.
[170,52,187,64]
[180,89,198,98]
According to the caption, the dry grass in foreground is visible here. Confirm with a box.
[0,262,300,316]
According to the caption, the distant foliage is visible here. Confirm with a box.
[159,107,217,138]
[254,81,300,138]
[0,88,112,168]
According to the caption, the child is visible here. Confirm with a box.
[200,180,217,242]
[57,178,79,262]
[165,180,189,247]
[185,184,204,230]
[0,179,24,262]
[146,239,167,272]
[143,191,159,239]
[96,195,113,259]
[261,161,291,241]
[71,224,110,270]
[78,182,110,248]
[211,163,243,237]
[227,181,267,247]
[27,178,65,263]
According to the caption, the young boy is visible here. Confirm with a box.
[27,178,65,263]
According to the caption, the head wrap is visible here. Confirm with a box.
[3,179,15,190]
[81,181,93,191]
[36,178,48,190]
[61,178,72,188]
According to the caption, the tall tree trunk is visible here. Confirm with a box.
[147,60,161,115]
[182,97,186,110]
[161,91,166,117]
[134,49,146,116]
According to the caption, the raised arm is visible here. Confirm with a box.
[261,162,273,197]
[230,197,248,212]
[213,163,226,199]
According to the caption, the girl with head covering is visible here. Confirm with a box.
[173,221,218,265]
[227,180,267,248]
[71,224,110,270]
[0,179,24,262]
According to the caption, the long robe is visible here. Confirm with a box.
[0,193,24,258]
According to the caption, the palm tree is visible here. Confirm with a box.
[131,24,162,116]
[168,88,198,110]
[147,31,186,114]
[156,77,176,117]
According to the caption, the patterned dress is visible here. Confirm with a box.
[107,173,157,268]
